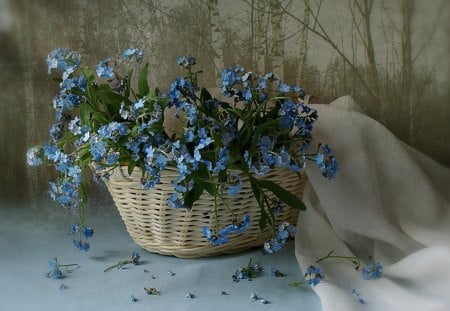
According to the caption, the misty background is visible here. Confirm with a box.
[0,0,449,206]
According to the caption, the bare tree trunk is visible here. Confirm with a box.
[251,0,256,68]
[296,0,310,85]
[256,0,268,73]
[352,0,379,102]
[270,0,284,80]
[208,0,223,78]
[363,0,379,94]
[77,0,87,53]
[401,0,414,144]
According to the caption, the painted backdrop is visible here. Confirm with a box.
[0,0,449,204]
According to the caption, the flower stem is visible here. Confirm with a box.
[104,260,132,273]
[58,263,80,273]
[288,281,306,287]
[316,250,361,270]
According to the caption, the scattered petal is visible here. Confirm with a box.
[144,287,161,295]
[271,267,286,277]
[185,293,194,299]
[59,284,68,290]
[131,252,140,265]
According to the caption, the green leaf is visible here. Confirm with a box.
[257,179,306,211]
[138,63,150,97]
[249,175,268,231]
[131,125,139,136]
[127,161,136,175]
[200,87,212,102]
[96,90,124,116]
[249,175,261,204]
[259,207,269,231]
[154,87,161,96]
[184,181,204,209]
[80,180,89,205]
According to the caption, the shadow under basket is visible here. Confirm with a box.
[103,166,307,258]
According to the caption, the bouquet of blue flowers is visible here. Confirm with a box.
[27,48,338,253]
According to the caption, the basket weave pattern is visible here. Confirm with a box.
[104,166,306,258]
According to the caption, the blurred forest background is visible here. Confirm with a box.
[0,0,449,205]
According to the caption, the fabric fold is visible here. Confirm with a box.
[295,96,450,310]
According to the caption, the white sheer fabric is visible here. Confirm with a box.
[295,96,450,310]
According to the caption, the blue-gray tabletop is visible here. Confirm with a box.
[0,196,321,311]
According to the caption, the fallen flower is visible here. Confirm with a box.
[104,252,141,272]
[144,287,161,295]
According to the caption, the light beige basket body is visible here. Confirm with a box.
[104,166,306,258]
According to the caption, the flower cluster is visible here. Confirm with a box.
[304,265,325,286]
[262,222,296,254]
[45,257,79,279]
[203,214,250,245]
[361,262,383,280]
[104,252,141,272]
[27,48,338,252]
[232,258,263,282]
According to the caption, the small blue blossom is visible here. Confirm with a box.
[305,265,324,286]
[203,226,229,245]
[60,75,86,92]
[122,48,144,61]
[96,58,114,79]
[106,152,120,165]
[82,226,94,238]
[46,258,63,279]
[46,48,68,74]
[167,192,184,208]
[227,172,242,195]
[49,123,63,141]
[361,262,383,280]
[262,222,296,254]
[26,146,42,166]
[184,127,195,142]
[315,144,339,179]
[131,252,140,265]
[89,138,107,162]
[242,88,253,102]
[278,82,290,93]
[119,103,130,120]
[68,117,82,135]
[177,55,196,69]
[73,240,90,252]
[134,98,145,110]
[213,147,229,174]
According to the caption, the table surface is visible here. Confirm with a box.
[0,194,321,311]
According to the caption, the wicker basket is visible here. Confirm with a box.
[104,166,306,258]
